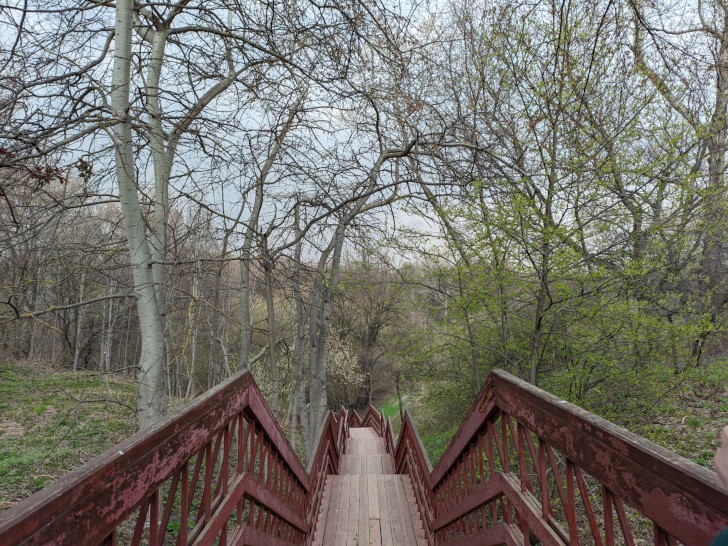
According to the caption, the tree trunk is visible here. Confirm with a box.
[104,282,115,375]
[27,261,43,361]
[239,184,263,372]
[73,271,86,372]
[306,247,331,455]
[527,287,547,385]
[263,239,279,414]
[305,144,415,454]
[186,264,200,398]
[112,0,167,429]
[289,207,308,457]
[239,103,301,371]
[99,298,107,371]
[312,224,346,429]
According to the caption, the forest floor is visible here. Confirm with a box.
[0,361,140,511]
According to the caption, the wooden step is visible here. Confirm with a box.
[311,473,427,546]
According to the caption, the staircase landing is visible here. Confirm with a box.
[312,428,427,545]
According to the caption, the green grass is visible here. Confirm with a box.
[420,424,459,464]
[377,395,404,455]
[0,362,138,511]
[381,396,401,419]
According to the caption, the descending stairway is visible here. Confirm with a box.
[3,369,728,545]
[312,427,428,545]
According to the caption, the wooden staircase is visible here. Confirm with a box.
[2,369,728,545]
[312,428,427,545]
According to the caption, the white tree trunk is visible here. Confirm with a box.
[104,280,116,376]
[145,31,175,393]
[112,0,167,429]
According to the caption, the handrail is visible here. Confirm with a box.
[393,369,728,545]
[383,415,396,455]
[394,410,435,545]
[304,407,348,545]
[349,404,384,433]
[348,408,363,428]
[0,371,348,546]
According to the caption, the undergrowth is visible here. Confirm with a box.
[0,361,138,510]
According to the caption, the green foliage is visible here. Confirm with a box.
[421,424,460,465]
[697,450,717,468]
[686,417,703,428]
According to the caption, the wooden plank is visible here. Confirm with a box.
[378,475,394,546]
[359,474,370,546]
[333,476,351,545]
[385,475,406,545]
[369,475,382,546]
[322,476,342,546]
[347,473,360,544]
[394,474,418,546]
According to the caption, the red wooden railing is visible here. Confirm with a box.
[393,369,728,545]
[3,368,728,545]
[348,405,387,434]
[0,371,347,546]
